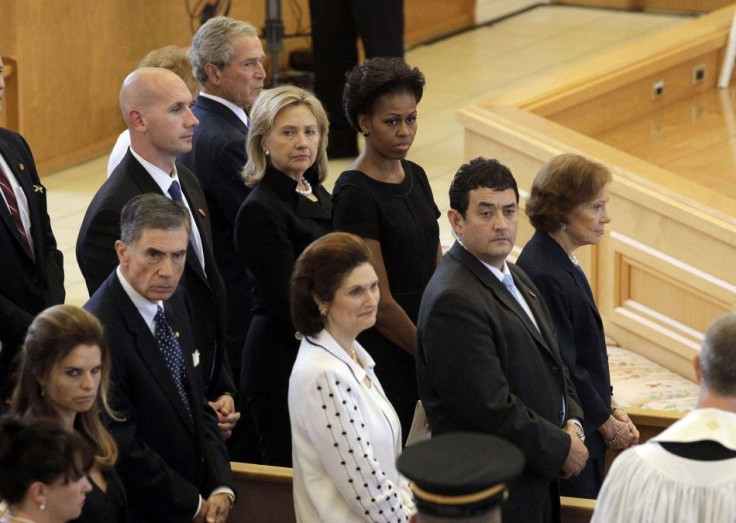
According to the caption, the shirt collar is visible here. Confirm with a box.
[455,239,510,283]
[198,92,249,127]
[129,147,181,195]
[116,266,162,335]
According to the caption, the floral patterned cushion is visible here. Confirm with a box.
[607,346,699,413]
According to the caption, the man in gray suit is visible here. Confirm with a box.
[417,157,588,523]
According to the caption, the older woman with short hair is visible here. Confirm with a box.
[516,153,638,498]
[288,232,414,522]
[234,85,332,466]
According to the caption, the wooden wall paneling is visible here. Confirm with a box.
[0,59,18,131]
[552,0,733,11]
[404,0,475,46]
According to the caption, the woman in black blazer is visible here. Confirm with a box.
[516,153,639,498]
[234,85,332,466]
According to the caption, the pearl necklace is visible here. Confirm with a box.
[295,177,313,197]
[569,253,579,266]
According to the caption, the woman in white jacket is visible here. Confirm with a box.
[288,232,415,522]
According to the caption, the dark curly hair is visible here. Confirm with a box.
[449,157,519,218]
[525,154,612,233]
[343,57,425,132]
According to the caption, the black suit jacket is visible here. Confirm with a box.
[178,96,253,383]
[75,150,234,397]
[417,242,583,523]
[234,166,332,393]
[0,128,64,399]
[517,230,611,460]
[84,272,232,522]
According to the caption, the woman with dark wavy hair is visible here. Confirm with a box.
[10,305,128,521]
[332,57,441,443]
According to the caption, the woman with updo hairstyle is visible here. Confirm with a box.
[10,305,128,521]
[288,232,414,522]
[234,84,332,466]
[0,416,94,523]
[332,56,441,444]
[516,153,639,498]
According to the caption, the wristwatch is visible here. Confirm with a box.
[574,424,585,443]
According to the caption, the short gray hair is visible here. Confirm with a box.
[700,312,736,397]
[190,16,259,84]
[119,193,190,245]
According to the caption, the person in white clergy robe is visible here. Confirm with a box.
[288,232,415,522]
[593,312,736,523]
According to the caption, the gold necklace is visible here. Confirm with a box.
[350,346,358,362]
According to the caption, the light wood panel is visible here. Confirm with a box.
[458,5,736,380]
[0,1,474,175]
[0,58,17,130]
[554,0,733,10]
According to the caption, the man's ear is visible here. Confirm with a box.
[204,62,220,85]
[114,239,128,266]
[128,109,145,132]
[448,208,463,238]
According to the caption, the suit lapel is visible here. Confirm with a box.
[533,231,602,327]
[177,172,212,289]
[110,275,196,434]
[449,243,555,357]
[195,96,247,135]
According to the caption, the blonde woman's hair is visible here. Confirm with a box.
[242,85,330,187]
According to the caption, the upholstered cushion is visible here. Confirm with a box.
[608,346,699,413]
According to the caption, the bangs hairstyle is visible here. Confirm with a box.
[290,232,374,336]
[449,157,518,218]
[343,57,425,132]
[11,305,120,469]
[0,416,94,505]
[525,154,612,233]
[243,85,330,187]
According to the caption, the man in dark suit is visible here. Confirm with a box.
[180,16,266,391]
[0,56,64,403]
[85,194,233,522]
[416,157,588,523]
[75,67,239,438]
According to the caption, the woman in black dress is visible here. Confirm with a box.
[332,57,441,442]
[10,305,129,522]
[234,85,332,466]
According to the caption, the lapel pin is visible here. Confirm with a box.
[174,331,180,338]
[198,208,206,217]
[18,163,24,171]
[33,184,44,193]
[193,350,200,367]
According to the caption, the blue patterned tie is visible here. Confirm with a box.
[154,306,192,423]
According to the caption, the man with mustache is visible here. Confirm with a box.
[417,157,588,523]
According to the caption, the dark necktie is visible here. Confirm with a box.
[0,165,33,257]
[168,180,184,205]
[154,306,193,423]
